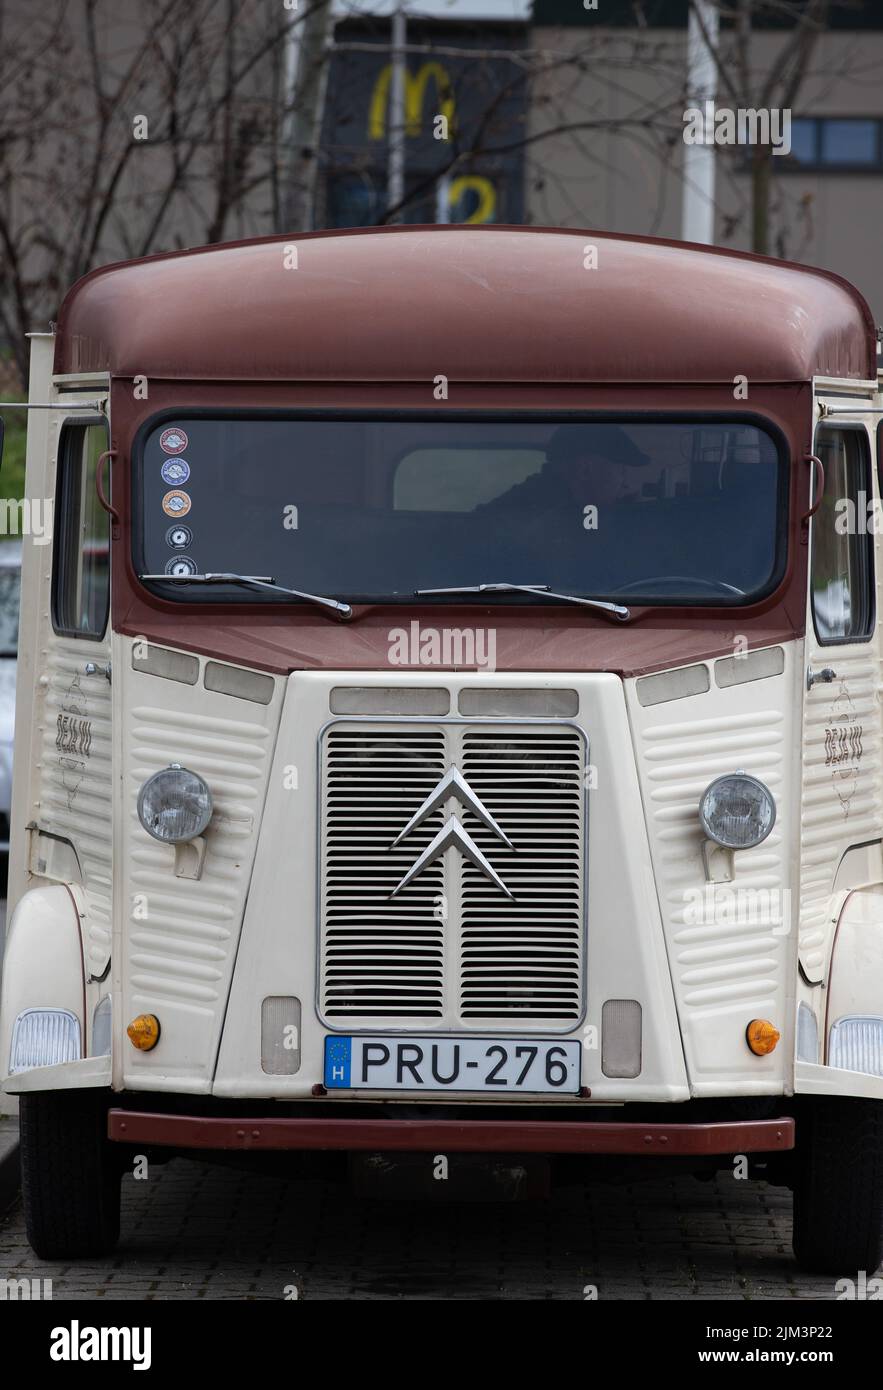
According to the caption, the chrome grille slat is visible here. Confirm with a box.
[459,728,583,1021]
[320,721,585,1027]
[322,730,446,1018]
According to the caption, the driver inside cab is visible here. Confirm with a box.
[474,424,654,519]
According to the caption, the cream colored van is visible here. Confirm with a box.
[1,226,881,1273]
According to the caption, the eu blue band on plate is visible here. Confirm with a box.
[324,1036,352,1088]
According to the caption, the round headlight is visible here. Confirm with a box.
[137,764,212,844]
[698,772,775,850]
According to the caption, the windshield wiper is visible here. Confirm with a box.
[416,582,630,622]
[139,572,352,620]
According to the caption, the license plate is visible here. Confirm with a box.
[324,1035,581,1094]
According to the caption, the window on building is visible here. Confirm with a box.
[787,118,819,164]
[820,119,878,165]
[782,117,881,171]
[52,420,111,639]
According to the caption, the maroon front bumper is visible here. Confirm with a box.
[107,1111,795,1156]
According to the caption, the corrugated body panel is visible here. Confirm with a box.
[641,706,789,1003]
[38,641,113,973]
[127,706,272,1007]
[121,669,283,1089]
[799,652,883,978]
[627,655,795,1091]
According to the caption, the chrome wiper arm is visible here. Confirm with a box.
[139,572,352,619]
[416,582,630,622]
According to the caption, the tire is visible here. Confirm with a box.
[792,1096,883,1274]
[19,1089,121,1259]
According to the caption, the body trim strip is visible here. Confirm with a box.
[107,1110,795,1155]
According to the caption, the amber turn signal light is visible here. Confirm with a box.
[127,1014,161,1051]
[746,1018,780,1056]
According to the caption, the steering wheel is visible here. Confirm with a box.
[610,575,745,597]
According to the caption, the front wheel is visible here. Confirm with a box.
[792,1096,883,1274]
[19,1089,121,1259]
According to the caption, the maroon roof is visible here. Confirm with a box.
[54,225,877,385]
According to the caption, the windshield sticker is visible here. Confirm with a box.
[166,524,193,549]
[160,458,190,486]
[162,490,191,517]
[164,555,198,577]
[160,427,189,454]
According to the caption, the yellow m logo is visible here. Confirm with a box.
[369,62,456,140]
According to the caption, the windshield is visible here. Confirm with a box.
[0,567,21,655]
[137,416,785,604]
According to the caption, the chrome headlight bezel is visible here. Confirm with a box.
[698,772,776,850]
[137,764,213,844]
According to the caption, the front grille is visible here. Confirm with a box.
[323,730,447,1018]
[460,730,584,1019]
[320,721,586,1029]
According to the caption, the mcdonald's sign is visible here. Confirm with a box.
[368,62,457,140]
[321,23,527,225]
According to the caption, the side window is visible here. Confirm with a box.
[52,421,110,639]
[811,427,874,644]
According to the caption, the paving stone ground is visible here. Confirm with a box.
[0,1156,862,1300]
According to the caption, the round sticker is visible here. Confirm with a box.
[160,458,190,486]
[166,524,193,549]
[165,555,198,577]
[162,490,191,517]
[160,427,189,455]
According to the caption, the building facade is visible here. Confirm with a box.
[528,0,883,322]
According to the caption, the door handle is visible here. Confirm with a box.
[806,666,837,691]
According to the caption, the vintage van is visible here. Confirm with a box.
[1,226,881,1273]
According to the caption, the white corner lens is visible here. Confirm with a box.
[698,772,776,850]
[10,1008,81,1074]
[828,1016,883,1077]
[137,764,213,844]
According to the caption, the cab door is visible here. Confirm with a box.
[11,399,114,979]
[798,414,883,984]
